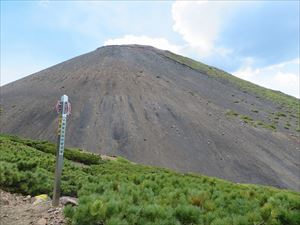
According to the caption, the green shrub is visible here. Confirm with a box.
[240,115,253,121]
[174,205,202,225]
[0,134,299,225]
[141,204,167,221]
[226,110,239,117]
[275,112,287,117]
[190,191,209,208]
[256,121,264,126]
[1,134,103,165]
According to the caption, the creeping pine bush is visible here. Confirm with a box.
[1,134,300,225]
[1,134,103,165]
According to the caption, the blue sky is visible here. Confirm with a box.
[1,1,299,97]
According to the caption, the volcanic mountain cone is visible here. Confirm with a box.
[1,45,299,190]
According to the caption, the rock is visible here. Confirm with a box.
[60,196,78,206]
[47,208,56,213]
[35,194,49,200]
[33,194,49,205]
[23,195,31,201]
[37,218,47,225]
[2,198,9,205]
[33,198,45,205]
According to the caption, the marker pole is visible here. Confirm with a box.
[52,95,70,207]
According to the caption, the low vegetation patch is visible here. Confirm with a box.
[1,134,299,225]
[0,134,103,165]
[226,111,277,130]
[225,110,239,117]
[275,112,287,117]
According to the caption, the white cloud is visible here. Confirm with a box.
[233,58,300,98]
[171,1,241,57]
[102,1,242,58]
[104,35,182,53]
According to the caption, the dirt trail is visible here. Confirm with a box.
[0,190,66,225]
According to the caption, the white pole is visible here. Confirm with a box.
[52,95,70,207]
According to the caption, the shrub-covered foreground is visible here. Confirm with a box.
[0,134,299,225]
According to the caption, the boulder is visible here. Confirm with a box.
[33,194,50,205]
[37,218,47,225]
[60,196,78,206]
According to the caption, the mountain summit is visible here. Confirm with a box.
[1,45,299,190]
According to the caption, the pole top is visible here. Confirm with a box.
[56,95,71,115]
[61,95,69,103]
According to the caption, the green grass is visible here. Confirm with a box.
[1,134,299,225]
[240,115,254,123]
[275,112,287,117]
[225,110,239,117]
[163,51,299,118]
[226,110,277,130]
[251,109,259,113]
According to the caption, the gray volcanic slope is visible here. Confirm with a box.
[1,45,299,190]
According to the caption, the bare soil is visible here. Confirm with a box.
[0,190,66,225]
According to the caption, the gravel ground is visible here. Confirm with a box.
[0,190,66,225]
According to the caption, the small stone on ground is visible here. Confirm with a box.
[0,189,67,225]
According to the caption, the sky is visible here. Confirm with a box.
[1,0,299,98]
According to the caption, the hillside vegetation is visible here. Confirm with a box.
[163,50,299,117]
[163,50,300,132]
[0,134,299,225]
